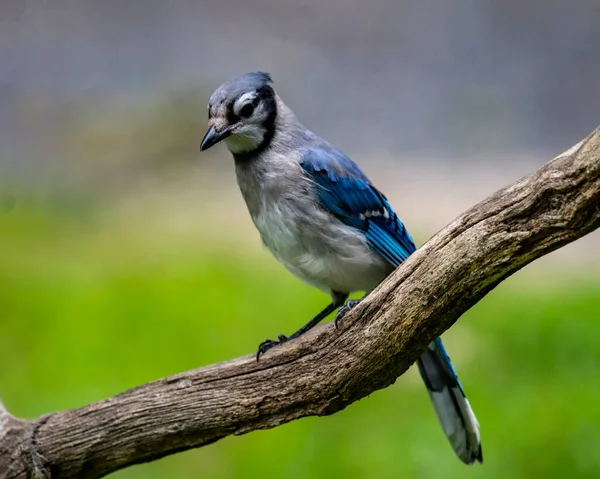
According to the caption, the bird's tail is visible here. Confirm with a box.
[416,337,482,465]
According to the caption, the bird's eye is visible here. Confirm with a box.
[239,103,255,118]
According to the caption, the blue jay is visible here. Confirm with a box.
[200,72,482,465]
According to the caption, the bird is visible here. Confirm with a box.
[200,72,482,465]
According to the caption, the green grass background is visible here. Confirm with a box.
[1,202,599,479]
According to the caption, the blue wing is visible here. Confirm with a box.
[299,146,416,267]
[300,147,482,464]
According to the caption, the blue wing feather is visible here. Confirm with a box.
[299,147,416,268]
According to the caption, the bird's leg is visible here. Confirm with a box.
[255,303,339,361]
[334,297,365,328]
[256,292,347,361]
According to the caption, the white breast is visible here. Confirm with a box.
[236,155,392,295]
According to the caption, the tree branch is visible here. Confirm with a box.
[2,128,600,479]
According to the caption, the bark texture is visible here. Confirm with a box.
[1,127,599,478]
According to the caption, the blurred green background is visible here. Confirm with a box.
[1,174,599,479]
[2,2,600,477]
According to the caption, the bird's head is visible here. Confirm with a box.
[200,72,277,155]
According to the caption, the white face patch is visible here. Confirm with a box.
[233,92,258,116]
[224,124,267,153]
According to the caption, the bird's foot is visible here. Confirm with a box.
[256,334,288,361]
[334,299,362,328]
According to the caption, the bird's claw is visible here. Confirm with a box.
[334,299,362,328]
[256,334,289,361]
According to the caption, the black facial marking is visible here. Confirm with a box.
[226,101,237,125]
[257,85,277,141]
[233,85,278,163]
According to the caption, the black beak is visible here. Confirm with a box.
[200,124,238,151]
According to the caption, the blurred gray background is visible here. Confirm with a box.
[2,0,599,156]
[2,0,599,261]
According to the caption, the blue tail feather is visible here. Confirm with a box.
[416,338,482,464]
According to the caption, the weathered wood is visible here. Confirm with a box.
[1,128,599,479]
